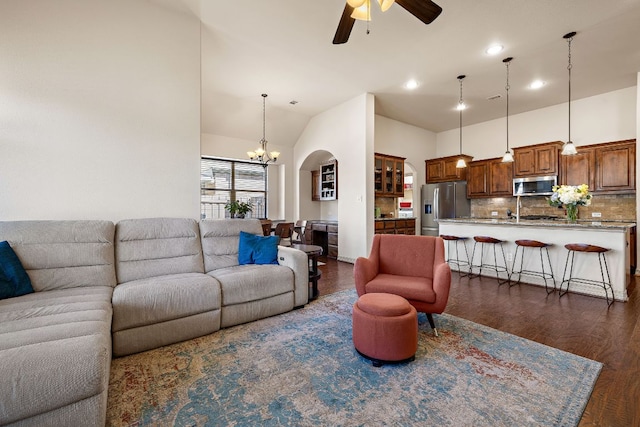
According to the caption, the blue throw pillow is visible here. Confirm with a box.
[238,231,279,265]
[0,241,34,300]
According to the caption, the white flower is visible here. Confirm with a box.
[548,184,592,207]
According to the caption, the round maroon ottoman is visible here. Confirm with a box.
[352,293,418,367]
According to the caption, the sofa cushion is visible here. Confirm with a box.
[111,273,221,332]
[0,241,33,300]
[208,264,293,306]
[0,220,117,292]
[199,219,264,272]
[238,231,279,265]
[115,218,205,284]
[0,286,112,424]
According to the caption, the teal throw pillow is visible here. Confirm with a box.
[0,241,34,300]
[238,231,279,265]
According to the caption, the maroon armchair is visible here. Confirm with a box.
[354,234,451,336]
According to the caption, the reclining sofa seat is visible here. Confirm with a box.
[199,219,308,328]
[111,217,221,357]
[0,220,115,427]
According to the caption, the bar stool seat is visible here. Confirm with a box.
[440,235,470,277]
[470,236,509,285]
[561,243,613,305]
[510,239,556,293]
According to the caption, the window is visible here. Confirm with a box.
[200,157,267,219]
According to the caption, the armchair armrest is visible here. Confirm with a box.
[277,246,309,307]
[354,256,379,296]
[431,261,452,314]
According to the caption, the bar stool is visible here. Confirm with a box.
[561,243,614,306]
[470,236,509,285]
[510,240,556,294]
[440,235,471,277]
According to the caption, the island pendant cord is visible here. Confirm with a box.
[456,75,467,168]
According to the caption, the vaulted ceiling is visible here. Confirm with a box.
[162,0,640,147]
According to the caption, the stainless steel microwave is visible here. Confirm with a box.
[513,175,557,196]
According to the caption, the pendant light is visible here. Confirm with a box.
[561,31,578,156]
[456,75,467,168]
[502,57,514,163]
[247,94,280,167]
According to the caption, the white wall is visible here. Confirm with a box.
[436,86,637,160]
[375,115,437,187]
[200,133,292,220]
[374,115,438,230]
[294,94,374,262]
[0,0,201,221]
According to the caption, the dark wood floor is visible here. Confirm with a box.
[317,258,640,427]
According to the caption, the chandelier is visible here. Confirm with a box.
[248,94,280,167]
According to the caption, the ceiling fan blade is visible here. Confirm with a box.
[395,0,442,25]
[333,3,356,44]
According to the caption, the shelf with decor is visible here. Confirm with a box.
[320,160,337,200]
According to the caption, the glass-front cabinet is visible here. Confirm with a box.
[374,156,384,194]
[374,153,405,197]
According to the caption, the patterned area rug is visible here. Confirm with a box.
[107,289,601,426]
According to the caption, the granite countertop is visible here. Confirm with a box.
[438,217,636,230]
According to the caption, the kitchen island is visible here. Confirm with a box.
[439,218,636,302]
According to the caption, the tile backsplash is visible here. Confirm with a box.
[471,194,636,221]
[375,197,397,218]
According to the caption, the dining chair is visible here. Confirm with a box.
[274,222,294,246]
[293,220,307,243]
[260,219,272,237]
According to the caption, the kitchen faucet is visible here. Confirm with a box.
[516,194,521,223]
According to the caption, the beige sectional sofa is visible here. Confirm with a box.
[0,218,309,426]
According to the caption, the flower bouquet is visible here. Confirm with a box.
[548,184,592,222]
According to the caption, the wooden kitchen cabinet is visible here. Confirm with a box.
[466,160,489,198]
[467,157,512,198]
[311,170,321,201]
[489,158,513,196]
[375,153,405,197]
[558,139,635,194]
[426,155,473,183]
[374,218,416,235]
[559,147,595,189]
[594,140,635,193]
[513,141,562,177]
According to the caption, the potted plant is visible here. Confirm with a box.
[225,200,253,218]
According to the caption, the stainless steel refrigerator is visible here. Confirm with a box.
[421,181,470,236]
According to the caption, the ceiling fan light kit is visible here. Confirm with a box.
[333,0,442,44]
[561,31,578,156]
[247,94,279,167]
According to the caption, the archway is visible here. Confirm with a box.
[298,150,338,222]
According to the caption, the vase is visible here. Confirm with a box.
[566,204,578,223]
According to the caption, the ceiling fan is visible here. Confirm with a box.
[333,0,442,44]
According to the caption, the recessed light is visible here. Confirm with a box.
[404,79,419,90]
[289,100,299,105]
[485,44,503,55]
[529,80,546,89]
